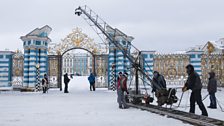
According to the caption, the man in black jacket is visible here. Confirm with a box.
[64,73,70,93]
[182,64,208,116]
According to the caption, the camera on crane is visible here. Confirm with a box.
[75,8,82,16]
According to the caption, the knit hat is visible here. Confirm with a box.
[124,72,128,77]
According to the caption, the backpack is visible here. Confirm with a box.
[120,77,126,91]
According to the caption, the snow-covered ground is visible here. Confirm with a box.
[174,86,224,120]
[0,76,223,126]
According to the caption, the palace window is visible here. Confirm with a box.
[6,55,10,58]
[36,41,41,45]
[122,41,126,45]
[190,55,196,58]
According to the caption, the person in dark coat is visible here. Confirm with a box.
[207,71,217,109]
[64,73,70,93]
[182,64,208,116]
[42,74,49,93]
[88,73,95,91]
[151,71,166,93]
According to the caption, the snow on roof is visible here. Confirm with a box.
[27,25,52,37]
[172,50,187,54]
[20,25,52,42]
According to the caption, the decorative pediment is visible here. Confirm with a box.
[49,27,107,55]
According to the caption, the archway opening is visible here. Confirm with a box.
[62,48,94,91]
[48,27,108,91]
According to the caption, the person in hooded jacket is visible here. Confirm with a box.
[64,73,70,93]
[88,73,95,91]
[207,71,217,109]
[182,64,208,116]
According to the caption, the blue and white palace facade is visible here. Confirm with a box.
[1,25,224,89]
[107,26,133,88]
[20,25,52,88]
[0,51,14,88]
[187,50,203,76]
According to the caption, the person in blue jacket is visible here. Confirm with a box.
[88,73,95,91]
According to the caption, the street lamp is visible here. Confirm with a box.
[35,63,40,91]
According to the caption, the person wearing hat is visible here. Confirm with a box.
[207,71,217,109]
[88,73,96,91]
[116,72,123,90]
[42,74,49,93]
[122,72,129,93]
[151,71,166,93]
[182,64,208,116]
[116,72,123,108]
[117,72,129,109]
[64,73,70,93]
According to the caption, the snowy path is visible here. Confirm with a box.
[0,76,223,126]
[174,87,224,121]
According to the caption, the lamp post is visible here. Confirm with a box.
[35,63,40,91]
[110,63,116,91]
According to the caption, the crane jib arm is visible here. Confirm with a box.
[75,6,159,88]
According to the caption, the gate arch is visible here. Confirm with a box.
[61,47,96,76]
[62,47,94,56]
[48,27,108,90]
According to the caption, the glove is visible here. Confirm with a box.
[126,91,129,94]
[151,88,155,93]
[182,86,188,92]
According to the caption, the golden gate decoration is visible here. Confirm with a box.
[12,50,24,88]
[201,54,224,86]
[153,54,189,80]
[153,53,224,86]
[48,27,107,55]
[48,27,108,89]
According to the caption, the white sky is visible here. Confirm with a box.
[0,0,224,53]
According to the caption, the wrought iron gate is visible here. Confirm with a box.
[95,54,108,88]
[12,51,24,89]
[48,55,62,90]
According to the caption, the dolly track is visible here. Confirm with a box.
[127,103,224,126]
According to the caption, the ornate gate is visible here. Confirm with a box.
[201,54,224,86]
[153,54,189,84]
[48,55,62,89]
[12,50,24,89]
[95,54,108,88]
[48,27,108,89]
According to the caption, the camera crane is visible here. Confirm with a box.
[75,5,177,105]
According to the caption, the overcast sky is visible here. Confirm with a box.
[0,0,224,53]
